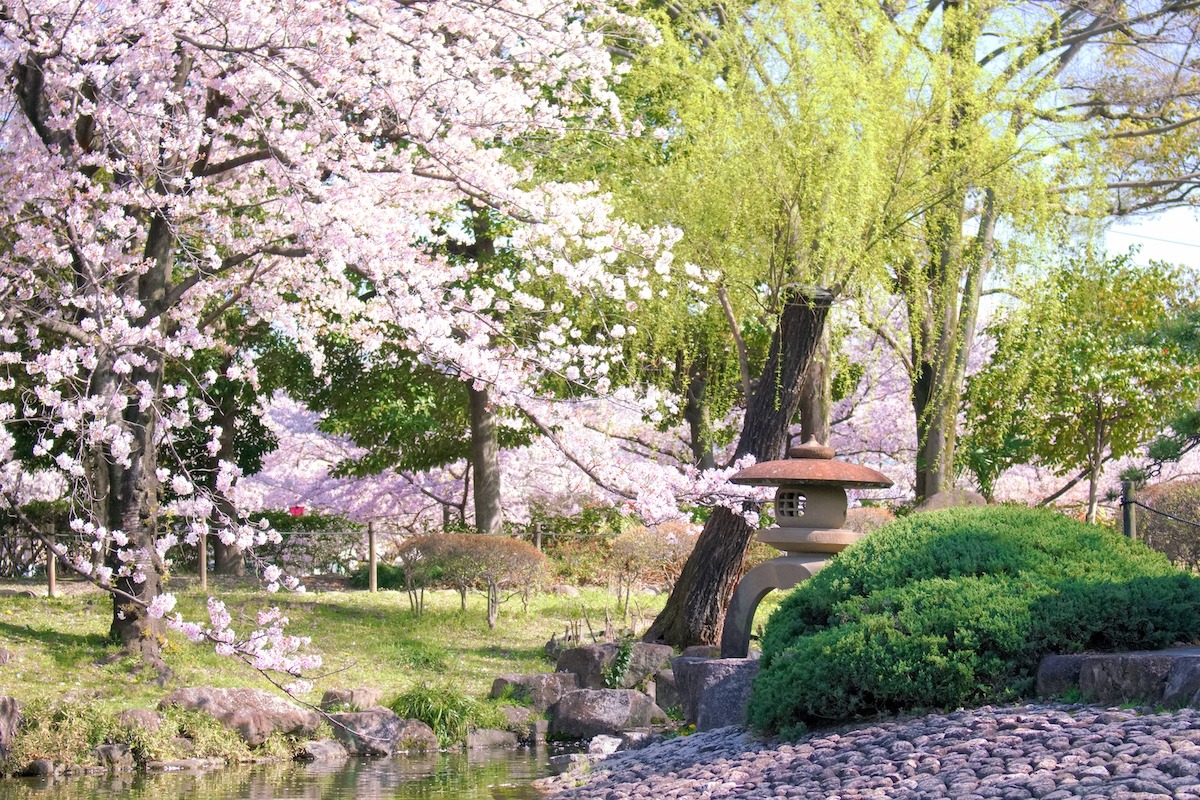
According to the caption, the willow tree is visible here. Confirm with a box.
[874,0,1200,500]
[543,0,927,646]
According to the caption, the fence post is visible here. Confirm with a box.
[199,530,207,590]
[1122,480,1137,540]
[46,526,56,599]
[368,521,377,593]
[534,522,542,552]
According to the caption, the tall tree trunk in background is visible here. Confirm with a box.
[469,384,503,535]
[211,393,245,576]
[643,289,833,647]
[683,368,716,470]
[798,329,831,444]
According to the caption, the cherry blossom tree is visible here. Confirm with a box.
[0,0,675,680]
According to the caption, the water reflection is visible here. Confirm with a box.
[0,748,550,800]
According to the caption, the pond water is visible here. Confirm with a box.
[0,749,553,800]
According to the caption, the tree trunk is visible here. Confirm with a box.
[469,384,503,535]
[211,392,245,576]
[683,369,716,469]
[798,329,831,443]
[106,352,171,681]
[643,289,833,647]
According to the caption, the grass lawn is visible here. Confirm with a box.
[0,575,784,713]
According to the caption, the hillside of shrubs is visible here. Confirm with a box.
[748,505,1200,737]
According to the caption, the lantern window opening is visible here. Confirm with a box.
[776,491,807,518]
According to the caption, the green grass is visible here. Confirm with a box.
[0,577,683,712]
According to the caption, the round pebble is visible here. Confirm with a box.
[538,704,1200,799]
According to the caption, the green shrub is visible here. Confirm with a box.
[389,685,505,747]
[748,505,1200,736]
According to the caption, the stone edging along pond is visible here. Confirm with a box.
[5,643,1196,780]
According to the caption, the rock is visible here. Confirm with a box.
[326,708,438,756]
[94,743,134,771]
[296,739,349,762]
[0,696,19,762]
[1036,654,1087,699]
[621,643,675,689]
[116,707,163,734]
[0,648,12,666]
[547,753,593,776]
[654,670,680,711]
[25,758,55,776]
[466,729,518,749]
[319,687,382,711]
[913,488,987,512]
[550,584,581,598]
[673,657,760,731]
[556,644,619,690]
[548,689,659,739]
[618,730,663,751]
[158,687,321,748]
[679,645,722,660]
[491,673,580,712]
[1078,654,1176,705]
[588,735,623,756]
[1162,658,1200,708]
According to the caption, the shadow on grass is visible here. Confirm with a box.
[0,619,112,666]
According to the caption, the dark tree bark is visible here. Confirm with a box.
[798,329,831,444]
[683,368,716,470]
[643,288,833,647]
[469,384,503,535]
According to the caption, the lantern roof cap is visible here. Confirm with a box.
[730,437,894,489]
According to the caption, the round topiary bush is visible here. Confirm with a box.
[747,505,1200,737]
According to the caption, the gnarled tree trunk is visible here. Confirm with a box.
[643,288,832,647]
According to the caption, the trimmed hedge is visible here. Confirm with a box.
[748,506,1200,736]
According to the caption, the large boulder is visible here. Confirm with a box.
[326,708,438,756]
[320,688,382,711]
[0,697,19,763]
[548,689,663,739]
[673,657,760,731]
[158,687,320,748]
[621,643,675,689]
[556,644,618,689]
[490,673,580,712]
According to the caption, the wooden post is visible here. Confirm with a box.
[199,530,208,590]
[534,522,542,552]
[46,530,56,599]
[1122,480,1137,540]
[368,521,378,593]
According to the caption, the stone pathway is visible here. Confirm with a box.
[538,704,1200,799]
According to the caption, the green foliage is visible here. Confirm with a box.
[1139,480,1200,570]
[388,685,505,748]
[962,254,1200,507]
[603,638,636,689]
[3,700,252,774]
[748,506,1200,736]
[518,505,626,586]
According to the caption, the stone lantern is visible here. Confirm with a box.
[719,437,893,657]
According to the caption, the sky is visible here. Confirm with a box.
[1105,207,1200,272]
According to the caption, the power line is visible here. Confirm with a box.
[1107,229,1200,250]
